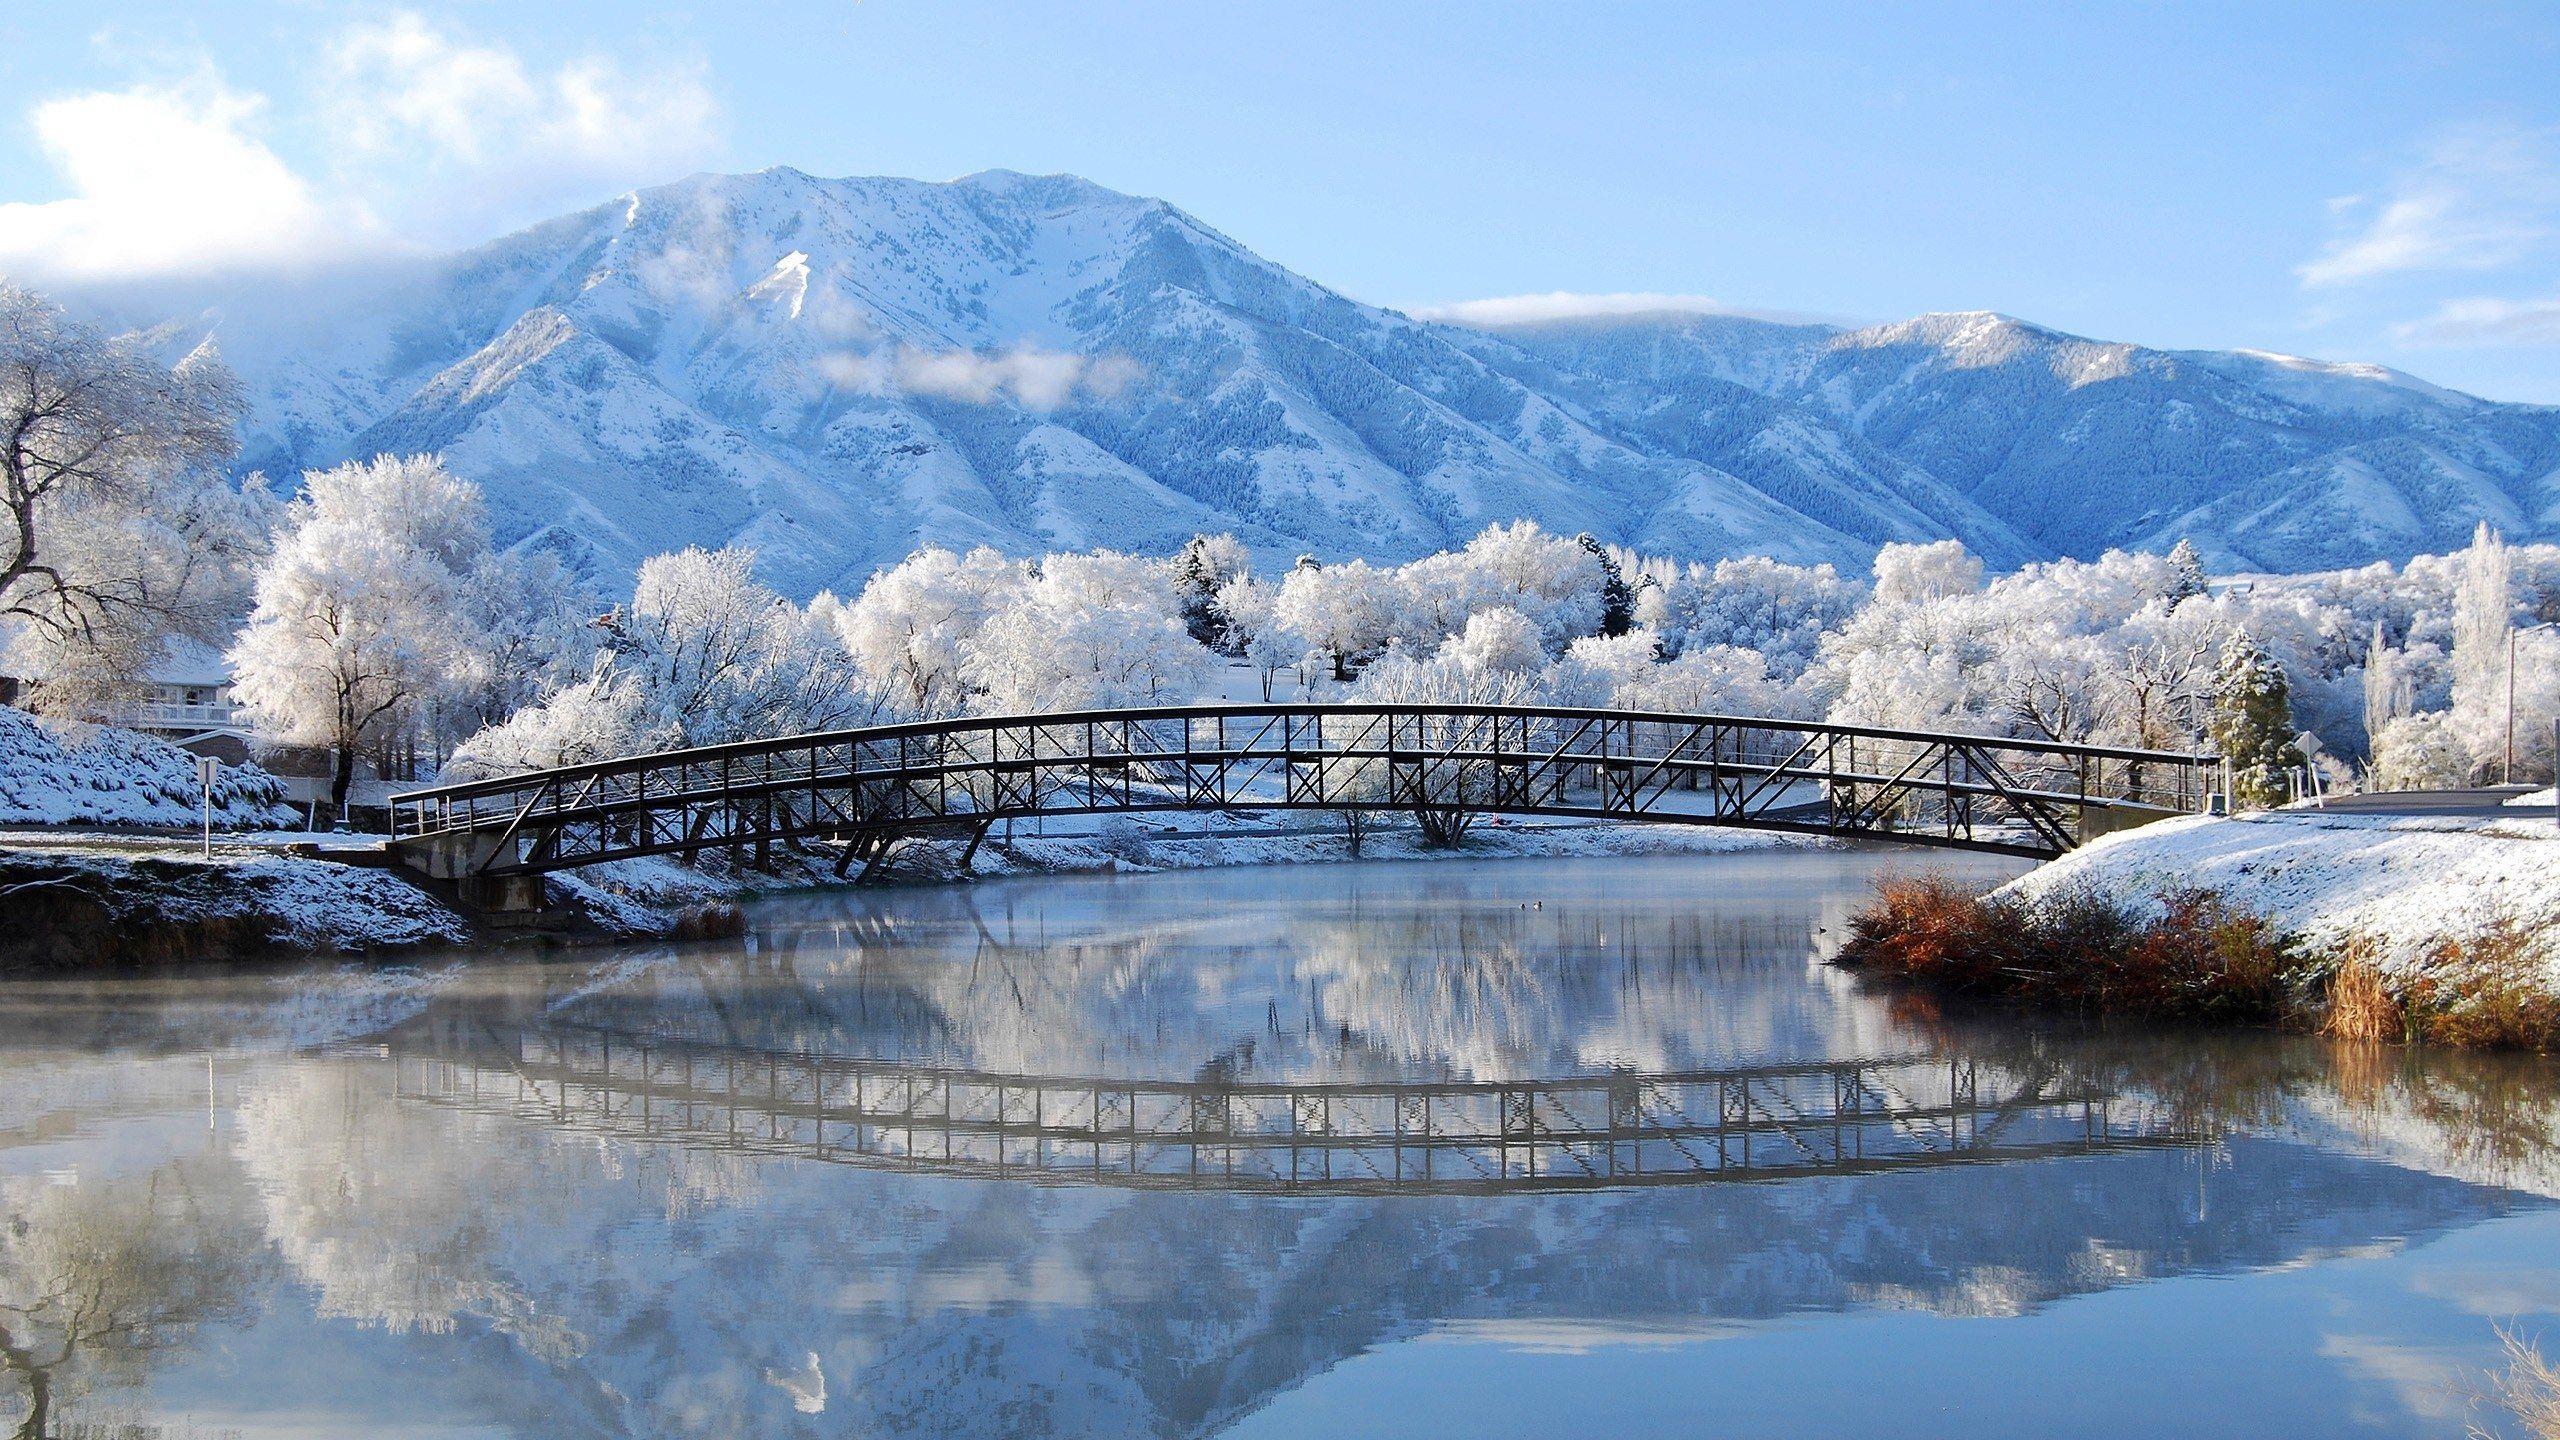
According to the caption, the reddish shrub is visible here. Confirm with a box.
[1837,875,2297,1024]
[2407,921,2560,1052]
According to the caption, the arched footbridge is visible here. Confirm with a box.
[389,704,2216,907]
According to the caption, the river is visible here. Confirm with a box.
[5,850,2559,1438]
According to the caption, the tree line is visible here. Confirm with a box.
[6,282,2557,818]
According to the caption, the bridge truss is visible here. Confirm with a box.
[390,703,2217,884]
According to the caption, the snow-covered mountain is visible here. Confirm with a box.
[78,168,2560,594]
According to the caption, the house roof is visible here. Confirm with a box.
[146,635,236,686]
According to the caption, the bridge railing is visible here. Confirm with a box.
[391,704,2216,874]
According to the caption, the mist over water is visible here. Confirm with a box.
[5,852,2560,1438]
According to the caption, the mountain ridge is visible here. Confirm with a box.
[59,166,2560,594]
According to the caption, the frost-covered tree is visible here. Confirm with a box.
[441,665,656,781]
[1436,607,1546,678]
[1,284,266,713]
[229,455,493,807]
[1275,558,1399,680]
[1548,631,1662,707]
[1457,520,1606,646]
[2208,630,2304,808]
[1825,648,1970,732]
[447,548,887,779]
[832,546,1026,715]
[438,548,598,738]
[606,546,884,747]
[2361,622,2413,756]
[965,551,1213,712]
[2108,609,2220,752]
[2510,628,2560,783]
[1870,540,1983,609]
[2370,711,2471,792]
[1639,555,1858,672]
[2449,521,2515,778]
[1350,644,1546,845]
[1214,573,1289,700]
[1609,642,1794,718]
[1993,634,2112,743]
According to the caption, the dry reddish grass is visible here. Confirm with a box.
[1842,876,2560,1052]
[2323,940,2405,1044]
[2411,921,2560,1053]
[1836,874,2296,1024]
[670,903,748,941]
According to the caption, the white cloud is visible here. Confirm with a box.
[2317,1334,2476,1430]
[2393,293,2560,346]
[1409,291,1738,327]
[323,13,721,235]
[0,80,358,283]
[818,344,1144,410]
[0,13,722,283]
[2300,124,2560,288]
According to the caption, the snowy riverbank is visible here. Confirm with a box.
[2000,809,2560,978]
[0,846,469,969]
[1,813,1830,968]
[0,707,296,828]
[573,813,1834,930]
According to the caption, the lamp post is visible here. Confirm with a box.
[2511,620,2560,785]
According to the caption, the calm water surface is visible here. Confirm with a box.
[6,851,2560,1438]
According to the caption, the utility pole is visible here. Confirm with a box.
[196,753,220,859]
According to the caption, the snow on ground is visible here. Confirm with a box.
[2510,787,2558,809]
[530,814,1827,933]
[899,810,1827,880]
[0,707,296,828]
[544,854,746,935]
[0,845,469,954]
[2002,811,2560,973]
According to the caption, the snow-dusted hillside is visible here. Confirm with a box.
[0,708,294,828]
[1474,308,2560,572]
[73,168,2560,594]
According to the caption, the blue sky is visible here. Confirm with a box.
[3,2,2559,400]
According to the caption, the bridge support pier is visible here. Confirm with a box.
[832,831,903,883]
[387,845,552,920]
[455,874,546,915]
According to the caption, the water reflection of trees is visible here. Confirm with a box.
[583,885,1885,1088]
[0,1161,261,1439]
[15,859,2560,1435]
[1887,998,2560,1194]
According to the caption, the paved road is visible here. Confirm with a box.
[2313,787,2550,820]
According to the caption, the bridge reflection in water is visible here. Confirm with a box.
[389,1019,2202,1194]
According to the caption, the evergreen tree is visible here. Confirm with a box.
[1173,539,1222,649]
[1170,533,1248,653]
[2164,539,2209,607]
[2208,629,2304,808]
[1577,533,1635,637]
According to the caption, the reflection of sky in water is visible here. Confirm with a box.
[4,852,2560,1437]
